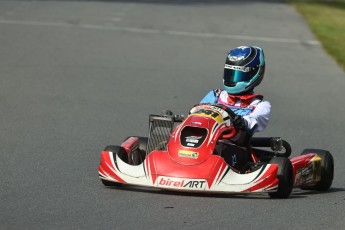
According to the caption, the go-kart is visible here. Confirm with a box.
[98,104,334,198]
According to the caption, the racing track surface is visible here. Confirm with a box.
[1,0,345,229]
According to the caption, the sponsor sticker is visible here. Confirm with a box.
[312,155,322,181]
[156,176,207,190]
[178,150,199,159]
[294,156,321,186]
[224,64,250,72]
[229,55,239,61]
[186,136,202,143]
[192,108,224,124]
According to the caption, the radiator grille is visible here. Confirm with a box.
[146,115,174,154]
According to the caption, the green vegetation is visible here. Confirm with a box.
[290,0,345,71]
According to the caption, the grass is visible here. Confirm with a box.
[290,0,345,71]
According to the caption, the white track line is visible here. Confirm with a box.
[0,19,320,45]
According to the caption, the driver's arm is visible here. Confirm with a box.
[243,100,271,132]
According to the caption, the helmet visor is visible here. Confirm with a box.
[224,68,256,83]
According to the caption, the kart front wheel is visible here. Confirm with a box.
[300,149,334,191]
[268,157,293,199]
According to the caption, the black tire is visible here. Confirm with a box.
[101,145,124,187]
[268,157,293,199]
[300,149,334,191]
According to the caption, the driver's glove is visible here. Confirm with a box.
[233,115,248,130]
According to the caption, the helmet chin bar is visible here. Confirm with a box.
[224,81,249,94]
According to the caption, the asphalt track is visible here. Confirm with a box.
[1,0,345,229]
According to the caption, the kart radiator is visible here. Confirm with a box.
[147,115,175,154]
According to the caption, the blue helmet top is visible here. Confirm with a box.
[223,46,265,94]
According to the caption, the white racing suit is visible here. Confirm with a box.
[200,89,271,171]
[201,89,271,133]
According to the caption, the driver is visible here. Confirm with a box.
[200,46,271,171]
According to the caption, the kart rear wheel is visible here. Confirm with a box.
[300,149,334,191]
[268,157,293,199]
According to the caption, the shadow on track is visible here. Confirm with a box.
[102,184,311,200]
[293,187,345,196]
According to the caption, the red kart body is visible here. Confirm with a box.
[99,104,333,198]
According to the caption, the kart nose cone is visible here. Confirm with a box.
[167,116,216,165]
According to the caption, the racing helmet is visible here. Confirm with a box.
[223,46,265,94]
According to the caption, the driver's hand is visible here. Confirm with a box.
[233,115,248,130]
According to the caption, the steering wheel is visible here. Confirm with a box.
[208,103,237,119]
[219,127,236,139]
[210,104,239,139]
[190,103,238,139]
